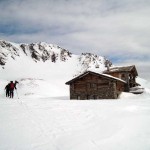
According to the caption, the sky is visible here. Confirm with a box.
[0,0,150,80]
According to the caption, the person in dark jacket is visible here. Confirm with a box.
[9,81,16,98]
[5,81,19,98]
[5,83,10,97]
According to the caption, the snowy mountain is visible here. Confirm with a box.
[0,39,111,98]
[0,40,72,65]
[0,39,110,74]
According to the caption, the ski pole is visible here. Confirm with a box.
[15,89,19,99]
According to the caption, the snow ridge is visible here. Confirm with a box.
[0,40,72,65]
[0,39,112,74]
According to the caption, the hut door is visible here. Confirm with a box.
[77,95,80,100]
[93,95,97,99]
[87,95,90,99]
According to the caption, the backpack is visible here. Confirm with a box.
[10,83,15,89]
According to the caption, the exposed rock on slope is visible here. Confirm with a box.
[0,40,72,65]
[0,40,112,75]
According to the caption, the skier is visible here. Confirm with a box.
[9,81,16,98]
[5,83,10,97]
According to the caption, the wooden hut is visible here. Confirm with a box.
[103,65,139,92]
[65,71,126,100]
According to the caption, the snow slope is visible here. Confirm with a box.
[0,40,107,98]
[0,97,150,150]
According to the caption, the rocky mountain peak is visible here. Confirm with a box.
[0,40,72,66]
[0,40,112,74]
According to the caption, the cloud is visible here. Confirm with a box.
[0,0,150,80]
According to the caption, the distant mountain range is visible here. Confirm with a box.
[0,40,112,78]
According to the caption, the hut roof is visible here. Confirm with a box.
[103,65,138,76]
[65,71,126,85]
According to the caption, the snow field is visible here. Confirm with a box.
[0,77,150,150]
[1,40,150,150]
[0,98,150,150]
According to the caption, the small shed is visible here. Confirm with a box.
[103,65,139,92]
[65,71,126,100]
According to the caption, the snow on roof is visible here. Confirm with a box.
[102,73,126,83]
[103,65,138,76]
[104,65,136,72]
[66,71,126,85]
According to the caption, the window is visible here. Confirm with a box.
[87,83,97,89]
[87,83,97,90]
[121,74,126,80]
[91,83,97,88]
[122,74,125,78]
